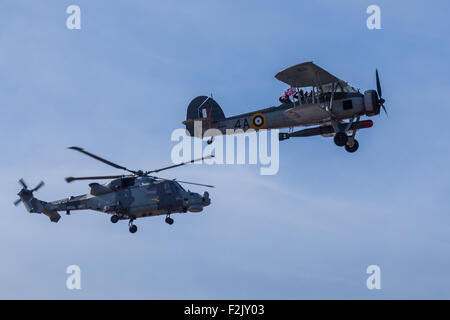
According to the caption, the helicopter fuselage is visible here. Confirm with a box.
[23,176,211,221]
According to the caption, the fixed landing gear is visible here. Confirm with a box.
[129,225,137,233]
[110,213,138,233]
[128,219,137,233]
[206,137,214,145]
[333,132,348,147]
[165,214,174,225]
[345,139,359,153]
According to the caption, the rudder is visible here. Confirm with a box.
[184,96,225,137]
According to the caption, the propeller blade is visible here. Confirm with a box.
[376,69,382,98]
[175,180,215,188]
[145,155,215,175]
[376,69,388,117]
[68,146,138,175]
[65,175,127,183]
[381,104,388,116]
[19,178,27,189]
[14,199,22,206]
[31,181,44,192]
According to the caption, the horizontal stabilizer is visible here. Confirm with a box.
[43,209,61,223]
[182,118,216,126]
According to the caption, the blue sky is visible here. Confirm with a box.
[1,0,450,299]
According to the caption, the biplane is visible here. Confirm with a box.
[183,62,387,152]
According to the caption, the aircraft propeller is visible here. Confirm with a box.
[376,69,387,116]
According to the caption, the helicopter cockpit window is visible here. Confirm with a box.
[164,182,173,194]
[121,177,136,188]
[173,181,185,192]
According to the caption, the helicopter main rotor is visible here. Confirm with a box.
[65,146,215,188]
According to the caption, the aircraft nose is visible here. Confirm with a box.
[202,191,211,206]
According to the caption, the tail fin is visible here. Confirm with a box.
[20,195,61,223]
[183,96,225,137]
[15,180,61,223]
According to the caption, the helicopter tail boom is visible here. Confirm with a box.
[20,195,61,223]
[14,179,61,223]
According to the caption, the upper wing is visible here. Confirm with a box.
[275,62,341,88]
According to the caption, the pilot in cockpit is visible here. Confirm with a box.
[279,87,296,104]
[298,89,304,102]
[279,93,290,104]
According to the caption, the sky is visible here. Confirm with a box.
[0,0,449,299]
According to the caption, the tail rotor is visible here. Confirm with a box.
[14,179,44,206]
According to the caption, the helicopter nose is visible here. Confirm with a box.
[202,191,211,206]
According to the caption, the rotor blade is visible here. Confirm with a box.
[68,146,137,175]
[14,199,22,206]
[376,69,382,98]
[65,175,127,183]
[175,180,215,188]
[31,181,44,192]
[145,155,215,174]
[19,178,27,189]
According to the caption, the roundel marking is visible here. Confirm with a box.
[250,113,266,129]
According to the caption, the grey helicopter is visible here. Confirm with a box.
[14,146,213,233]
[183,61,387,152]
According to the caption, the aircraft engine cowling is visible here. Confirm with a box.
[364,90,380,116]
[89,183,113,195]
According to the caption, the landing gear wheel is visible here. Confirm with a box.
[334,132,348,147]
[345,139,359,153]
[111,215,119,224]
[129,224,138,233]
[207,138,213,145]
[165,217,174,225]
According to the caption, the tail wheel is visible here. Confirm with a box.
[345,139,359,153]
[165,217,174,225]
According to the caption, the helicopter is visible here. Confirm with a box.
[14,146,213,233]
[183,61,387,152]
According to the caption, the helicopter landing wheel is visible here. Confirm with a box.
[111,214,119,224]
[345,139,359,153]
[165,217,174,225]
[128,218,137,233]
[334,132,348,147]
[129,224,138,233]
